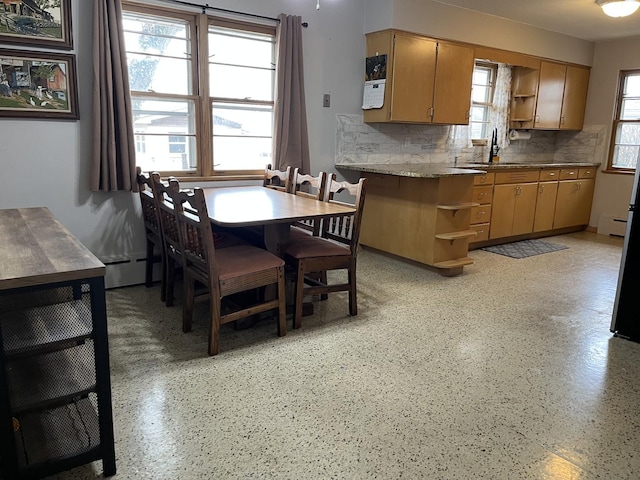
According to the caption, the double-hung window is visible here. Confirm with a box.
[122,4,276,178]
[608,70,640,172]
[470,63,496,142]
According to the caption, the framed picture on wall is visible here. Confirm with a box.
[0,0,73,50]
[0,48,78,120]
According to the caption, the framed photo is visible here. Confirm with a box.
[0,48,78,120]
[0,0,73,50]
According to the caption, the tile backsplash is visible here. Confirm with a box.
[335,114,606,166]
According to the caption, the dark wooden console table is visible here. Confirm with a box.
[0,207,116,478]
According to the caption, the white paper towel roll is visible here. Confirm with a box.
[509,129,531,141]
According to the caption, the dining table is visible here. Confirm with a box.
[201,185,356,256]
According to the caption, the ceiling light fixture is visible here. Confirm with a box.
[596,0,640,17]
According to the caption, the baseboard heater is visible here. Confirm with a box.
[597,214,627,238]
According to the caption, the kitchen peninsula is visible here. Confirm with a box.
[338,162,600,276]
[338,163,485,276]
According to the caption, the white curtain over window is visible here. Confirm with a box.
[490,63,512,149]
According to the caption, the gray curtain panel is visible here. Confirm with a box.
[90,0,137,192]
[272,14,310,174]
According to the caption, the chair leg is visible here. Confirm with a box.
[320,271,328,300]
[145,239,154,287]
[183,275,195,333]
[348,261,357,316]
[166,257,175,307]
[276,267,287,337]
[159,254,167,303]
[208,294,223,356]
[294,260,305,329]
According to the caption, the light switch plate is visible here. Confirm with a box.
[323,94,330,108]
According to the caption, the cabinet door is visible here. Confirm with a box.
[432,42,474,125]
[534,61,565,129]
[554,179,595,228]
[390,33,436,123]
[560,66,590,130]
[533,181,559,232]
[512,183,538,236]
[490,184,517,239]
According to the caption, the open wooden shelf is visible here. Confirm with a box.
[434,230,478,241]
[437,202,480,211]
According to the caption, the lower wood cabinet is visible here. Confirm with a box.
[533,181,559,232]
[490,183,538,238]
[553,178,595,228]
[489,170,540,239]
[469,165,597,249]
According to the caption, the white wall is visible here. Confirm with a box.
[0,0,366,288]
[584,37,640,226]
[388,0,594,66]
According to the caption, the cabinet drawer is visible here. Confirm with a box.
[469,223,490,242]
[494,170,540,184]
[539,169,560,181]
[579,167,596,179]
[473,172,495,185]
[472,185,493,204]
[470,205,492,224]
[559,168,579,180]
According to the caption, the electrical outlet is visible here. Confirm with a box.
[323,94,331,108]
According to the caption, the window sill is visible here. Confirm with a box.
[175,174,264,183]
[472,139,488,147]
[602,168,636,175]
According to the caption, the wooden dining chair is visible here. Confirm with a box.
[282,177,368,329]
[151,173,183,307]
[136,167,165,299]
[263,164,294,193]
[289,170,331,239]
[164,186,287,356]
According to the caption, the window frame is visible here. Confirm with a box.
[606,69,640,174]
[470,62,497,144]
[122,2,276,181]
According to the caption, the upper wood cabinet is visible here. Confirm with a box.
[364,30,474,124]
[535,62,590,130]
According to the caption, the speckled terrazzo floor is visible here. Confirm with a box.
[48,231,640,480]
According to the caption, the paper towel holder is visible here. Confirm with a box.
[509,129,531,141]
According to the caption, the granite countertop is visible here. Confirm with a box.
[335,162,600,178]
[334,163,487,178]
[454,161,600,171]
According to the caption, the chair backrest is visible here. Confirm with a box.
[321,177,368,253]
[151,173,182,258]
[136,167,161,238]
[291,170,329,235]
[163,186,218,281]
[263,164,294,193]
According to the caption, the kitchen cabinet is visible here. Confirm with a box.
[359,171,478,276]
[553,168,596,228]
[489,170,540,239]
[535,62,590,130]
[0,208,116,479]
[533,169,559,232]
[364,30,474,124]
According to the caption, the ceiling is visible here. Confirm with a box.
[433,0,640,42]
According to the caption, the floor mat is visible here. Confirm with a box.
[481,239,568,258]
